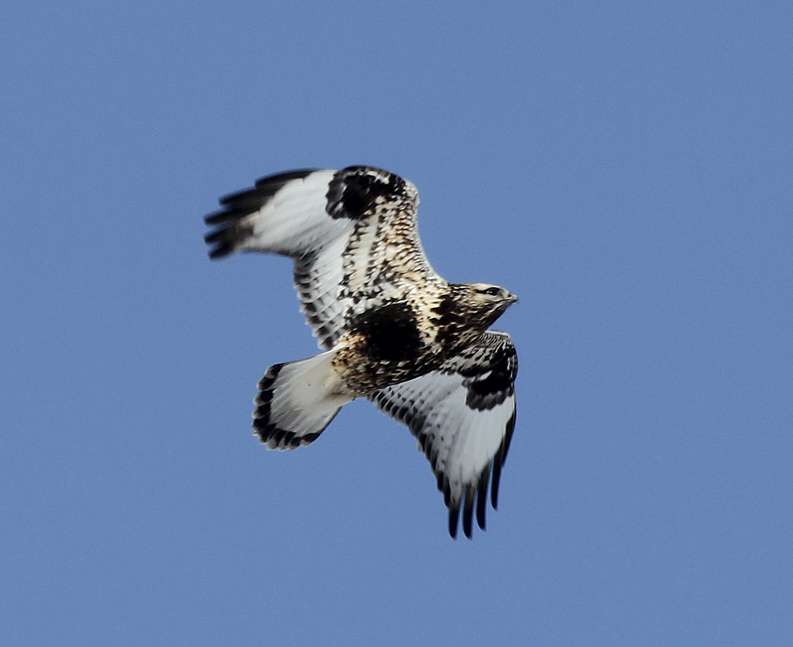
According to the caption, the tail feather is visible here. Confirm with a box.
[253,350,353,450]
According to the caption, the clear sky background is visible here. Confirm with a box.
[2,1,791,645]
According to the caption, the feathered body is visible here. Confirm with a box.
[333,282,514,394]
[204,166,518,538]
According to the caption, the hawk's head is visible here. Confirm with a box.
[455,283,518,330]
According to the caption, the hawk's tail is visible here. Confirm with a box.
[252,350,353,449]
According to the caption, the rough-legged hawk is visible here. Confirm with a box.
[204,166,518,538]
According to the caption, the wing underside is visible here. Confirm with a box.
[370,330,518,538]
[205,166,442,348]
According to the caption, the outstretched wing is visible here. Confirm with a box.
[204,166,443,349]
[369,331,518,538]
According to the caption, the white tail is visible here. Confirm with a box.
[252,350,354,449]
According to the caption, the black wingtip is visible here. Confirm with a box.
[252,168,318,189]
[203,219,246,259]
[203,169,319,259]
[476,464,491,531]
[448,503,460,539]
[204,208,236,225]
[207,246,231,259]
[204,230,234,259]
[462,486,475,539]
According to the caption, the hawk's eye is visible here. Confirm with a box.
[481,287,501,296]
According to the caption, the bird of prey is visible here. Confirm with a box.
[204,166,518,538]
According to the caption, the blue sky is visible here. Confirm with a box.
[2,1,791,645]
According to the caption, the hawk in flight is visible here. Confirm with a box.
[204,166,518,538]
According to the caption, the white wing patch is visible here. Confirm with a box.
[370,331,517,538]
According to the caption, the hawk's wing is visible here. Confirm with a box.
[204,166,443,349]
[369,331,518,538]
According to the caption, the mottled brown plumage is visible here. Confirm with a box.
[332,284,516,395]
